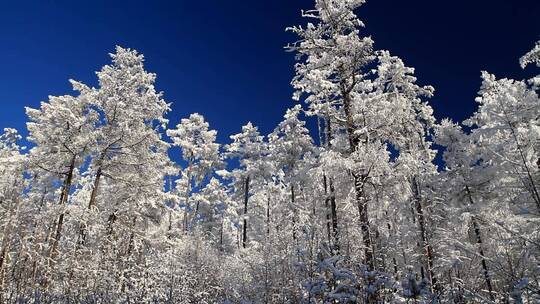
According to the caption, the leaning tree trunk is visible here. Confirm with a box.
[42,154,77,289]
[49,154,77,261]
[465,185,495,301]
[242,175,250,248]
[88,166,103,211]
[411,176,437,293]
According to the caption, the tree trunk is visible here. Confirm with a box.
[242,175,250,248]
[167,176,173,237]
[323,174,333,248]
[341,85,375,274]
[323,173,340,254]
[329,179,339,254]
[324,113,340,254]
[323,115,340,254]
[411,177,437,292]
[107,210,118,237]
[88,167,103,210]
[465,185,495,301]
[78,166,103,246]
[121,216,137,293]
[49,154,77,261]
[220,218,224,251]
[184,158,194,231]
[354,174,374,271]
[291,184,297,242]
[341,82,377,302]
[266,194,271,236]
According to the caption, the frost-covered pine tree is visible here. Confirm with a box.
[167,113,222,231]
[268,105,315,243]
[224,122,268,248]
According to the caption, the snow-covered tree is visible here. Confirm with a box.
[167,113,222,231]
[224,122,268,248]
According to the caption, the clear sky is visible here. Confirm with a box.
[0,0,539,145]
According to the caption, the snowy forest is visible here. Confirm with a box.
[0,0,539,303]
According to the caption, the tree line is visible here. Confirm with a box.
[0,0,539,303]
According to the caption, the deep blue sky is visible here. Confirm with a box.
[0,0,538,146]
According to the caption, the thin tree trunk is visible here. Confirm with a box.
[323,173,333,247]
[322,114,332,248]
[324,113,340,254]
[167,176,173,237]
[354,174,374,271]
[266,193,271,236]
[411,177,437,292]
[78,166,103,246]
[329,179,339,254]
[88,167,103,210]
[291,184,297,242]
[341,81,377,303]
[220,218,224,251]
[121,216,137,293]
[341,84,375,273]
[465,185,495,301]
[49,154,77,261]
[184,158,194,231]
[385,211,399,280]
[242,175,250,248]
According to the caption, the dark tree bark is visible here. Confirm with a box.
[242,175,250,248]
[49,154,77,261]
[465,185,495,301]
[266,194,271,236]
[329,179,339,254]
[78,166,103,246]
[324,115,340,254]
[107,210,118,237]
[411,177,437,292]
[291,184,297,242]
[341,81,375,275]
[354,174,374,271]
[340,78,377,303]
[323,174,333,247]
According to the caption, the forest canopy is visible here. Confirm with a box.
[0,0,539,303]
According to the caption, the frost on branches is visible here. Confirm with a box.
[0,3,539,304]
